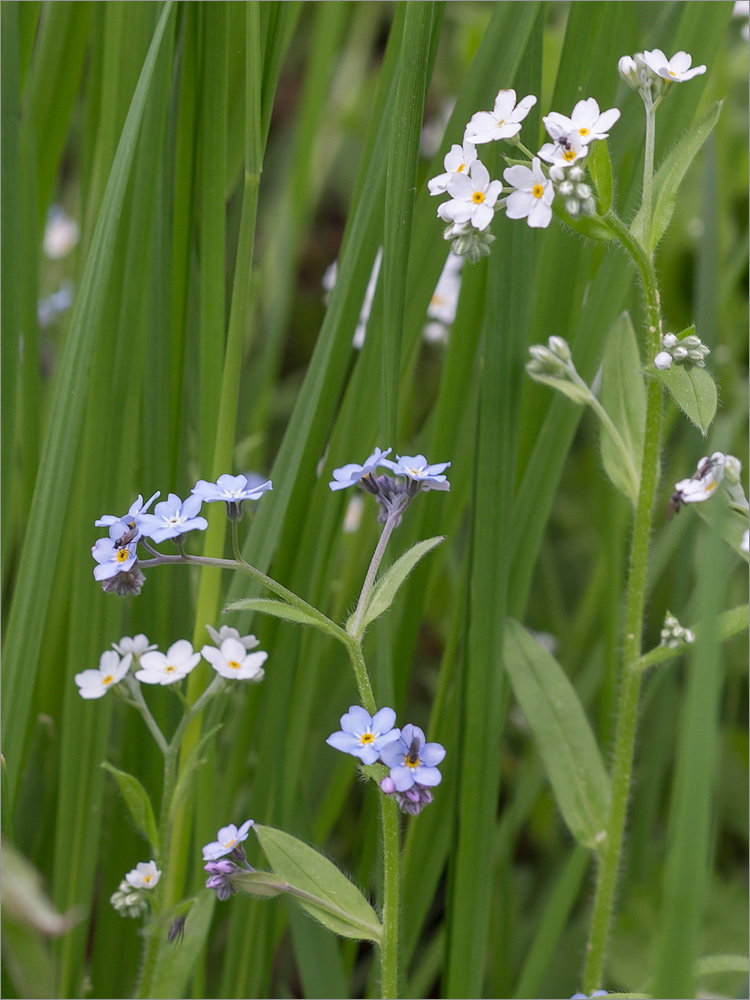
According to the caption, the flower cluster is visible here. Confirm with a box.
[618,49,706,108]
[428,88,620,254]
[327,706,446,816]
[659,611,695,649]
[525,336,592,405]
[110,860,161,919]
[329,448,451,525]
[202,820,255,901]
[74,626,266,700]
[654,331,710,371]
[91,472,271,596]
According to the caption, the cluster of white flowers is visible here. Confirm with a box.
[654,331,710,371]
[110,861,161,919]
[618,49,706,107]
[74,625,267,700]
[428,88,620,257]
[660,611,695,649]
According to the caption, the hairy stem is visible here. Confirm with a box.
[349,511,401,639]
[379,794,400,999]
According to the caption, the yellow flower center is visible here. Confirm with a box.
[116,547,131,563]
[496,118,507,127]
[431,294,444,307]
[406,753,421,769]
[103,674,114,685]
[165,664,176,673]
[472,191,485,204]
[706,481,717,492]
[360,733,375,745]
[532,184,544,199]
[563,149,576,162]
[668,69,676,77]
[578,127,589,136]
[143,873,153,883]
[457,163,465,173]
[228,659,241,670]
[223,837,237,848]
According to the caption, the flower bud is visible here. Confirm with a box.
[565,198,581,218]
[575,183,592,199]
[662,333,678,348]
[672,346,688,360]
[581,197,597,216]
[547,336,572,361]
[654,351,673,370]
[568,166,585,182]
[618,55,640,88]
[557,180,574,196]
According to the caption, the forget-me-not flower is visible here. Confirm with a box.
[203,820,255,861]
[113,634,156,657]
[640,48,706,82]
[380,723,446,792]
[503,158,555,229]
[428,141,478,196]
[136,493,208,543]
[437,160,502,232]
[205,624,260,650]
[92,525,139,581]
[326,706,400,765]
[329,447,392,491]
[95,492,160,532]
[125,860,161,890]
[463,89,537,145]
[191,474,272,520]
[75,650,132,700]
[382,455,451,491]
[135,640,201,686]
[543,99,620,146]
[201,637,267,681]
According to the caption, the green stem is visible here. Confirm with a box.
[349,511,401,639]
[379,793,400,1000]
[343,639,377,716]
[124,676,168,755]
[583,236,664,992]
[639,104,656,248]
[640,603,750,671]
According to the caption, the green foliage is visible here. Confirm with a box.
[654,363,718,435]
[503,620,611,851]
[101,763,160,854]
[599,312,646,505]
[253,825,383,942]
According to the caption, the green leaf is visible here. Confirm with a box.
[101,762,159,853]
[553,199,615,242]
[589,138,613,214]
[149,893,215,999]
[599,312,645,505]
[233,870,289,898]
[689,489,750,559]
[225,598,342,640]
[254,825,382,942]
[654,364,718,436]
[630,101,722,252]
[503,619,610,850]
[348,535,444,635]
[168,725,222,822]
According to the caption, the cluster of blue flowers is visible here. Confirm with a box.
[201,820,256,902]
[91,474,272,595]
[326,705,446,816]
[329,447,451,525]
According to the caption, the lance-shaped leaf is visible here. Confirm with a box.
[631,101,722,251]
[347,536,444,636]
[599,312,645,505]
[654,363,717,436]
[225,597,344,641]
[101,762,159,853]
[149,893,215,999]
[552,199,615,242]
[503,619,610,851]
[254,825,382,942]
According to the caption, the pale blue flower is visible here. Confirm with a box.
[136,494,208,543]
[95,492,160,531]
[191,474,272,504]
[380,723,445,791]
[570,992,607,999]
[202,820,254,861]
[381,454,451,491]
[92,525,138,581]
[326,705,400,765]
[329,447,392,491]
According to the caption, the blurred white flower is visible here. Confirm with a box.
[43,207,80,260]
[640,49,706,82]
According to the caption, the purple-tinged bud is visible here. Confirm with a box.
[380,776,397,795]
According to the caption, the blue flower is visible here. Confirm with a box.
[95,492,160,534]
[381,454,451,491]
[380,723,445,791]
[202,820,254,861]
[328,447,392,491]
[92,524,138,581]
[192,474,272,504]
[326,705,400,765]
[136,494,208,543]
[570,992,607,999]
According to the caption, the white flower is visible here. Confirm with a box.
[353,248,383,349]
[343,494,364,533]
[201,637,267,681]
[618,55,641,88]
[428,142,477,196]
[673,453,726,504]
[654,351,673,370]
[113,634,156,657]
[437,160,502,231]
[741,530,749,555]
[125,860,161,890]
[426,252,463,325]
[463,89,537,145]
[543,98,620,146]
[205,624,260,650]
[639,49,706,82]
[135,640,201,686]
[503,157,555,229]
[537,130,589,168]
[75,651,132,700]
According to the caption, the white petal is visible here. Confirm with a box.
[469,160,490,189]
[492,89,517,118]
[503,163,533,190]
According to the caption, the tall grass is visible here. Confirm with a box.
[2,3,747,999]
